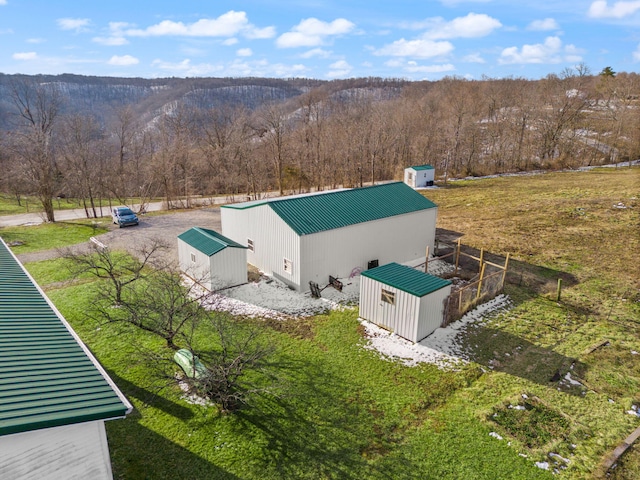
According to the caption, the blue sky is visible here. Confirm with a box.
[0,0,639,80]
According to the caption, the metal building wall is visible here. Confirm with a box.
[222,205,300,290]
[177,240,247,291]
[416,284,452,342]
[299,208,437,290]
[359,275,421,341]
[209,247,247,290]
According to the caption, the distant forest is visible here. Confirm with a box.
[0,66,638,220]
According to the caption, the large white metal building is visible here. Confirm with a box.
[177,227,248,291]
[221,182,438,292]
[360,262,452,342]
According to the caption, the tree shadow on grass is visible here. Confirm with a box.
[233,355,420,480]
[106,414,239,480]
[456,325,588,396]
[106,368,194,422]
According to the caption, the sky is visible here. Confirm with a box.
[0,1,639,80]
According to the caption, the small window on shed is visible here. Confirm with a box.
[283,258,293,274]
[247,238,254,252]
[407,172,414,182]
[190,252,196,263]
[381,289,395,305]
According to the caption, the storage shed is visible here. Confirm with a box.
[221,182,438,292]
[178,227,247,291]
[404,164,435,188]
[0,238,132,480]
[360,262,452,342]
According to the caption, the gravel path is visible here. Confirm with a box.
[15,207,222,265]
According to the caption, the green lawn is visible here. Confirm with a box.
[0,220,110,254]
[18,166,640,479]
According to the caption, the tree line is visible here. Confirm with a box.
[1,65,638,221]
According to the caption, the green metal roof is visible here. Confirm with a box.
[408,164,435,171]
[362,262,451,297]
[178,227,247,256]
[0,239,131,437]
[222,182,436,236]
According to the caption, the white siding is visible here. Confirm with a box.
[222,205,300,290]
[209,247,247,290]
[404,168,435,188]
[359,276,420,341]
[299,208,437,290]
[360,275,451,343]
[416,283,451,342]
[177,239,247,291]
[0,421,114,480]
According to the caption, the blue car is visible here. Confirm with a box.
[111,206,139,228]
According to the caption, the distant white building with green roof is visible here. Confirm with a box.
[221,182,438,292]
[177,227,248,291]
[404,164,435,188]
[0,239,132,480]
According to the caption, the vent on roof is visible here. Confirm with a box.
[368,259,379,270]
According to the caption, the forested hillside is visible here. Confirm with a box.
[0,67,638,220]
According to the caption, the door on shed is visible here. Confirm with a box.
[379,287,397,331]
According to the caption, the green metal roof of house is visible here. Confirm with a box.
[178,227,246,256]
[408,164,435,171]
[0,239,131,437]
[362,262,451,297]
[224,182,437,236]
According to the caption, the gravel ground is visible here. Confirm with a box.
[16,207,222,265]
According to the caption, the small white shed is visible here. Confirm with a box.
[359,262,452,343]
[404,164,435,188]
[178,227,247,291]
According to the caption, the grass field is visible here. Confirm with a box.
[8,167,640,479]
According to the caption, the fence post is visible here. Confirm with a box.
[556,278,562,302]
[501,253,510,289]
[454,238,461,275]
[476,263,486,300]
[479,248,485,273]
[425,246,429,273]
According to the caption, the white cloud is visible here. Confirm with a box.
[124,11,274,39]
[498,36,582,64]
[276,18,355,48]
[57,18,91,33]
[404,61,456,73]
[462,53,486,63]
[27,38,45,44]
[300,48,332,58]
[374,38,454,58]
[634,43,640,61]
[237,48,253,57]
[0,1,7,6]
[13,52,38,60]
[93,36,128,46]
[108,55,139,66]
[588,1,640,18]
[407,13,501,39]
[527,18,560,31]
[223,38,238,46]
[326,60,352,78]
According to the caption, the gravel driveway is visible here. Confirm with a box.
[16,207,222,265]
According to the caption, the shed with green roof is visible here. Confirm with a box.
[360,262,452,342]
[404,164,435,188]
[0,238,132,479]
[178,227,247,291]
[221,182,438,292]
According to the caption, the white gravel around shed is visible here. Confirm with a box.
[361,294,512,368]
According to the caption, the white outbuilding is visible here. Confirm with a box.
[359,262,452,342]
[177,227,247,291]
[404,164,435,188]
[221,182,438,292]
[0,239,132,480]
